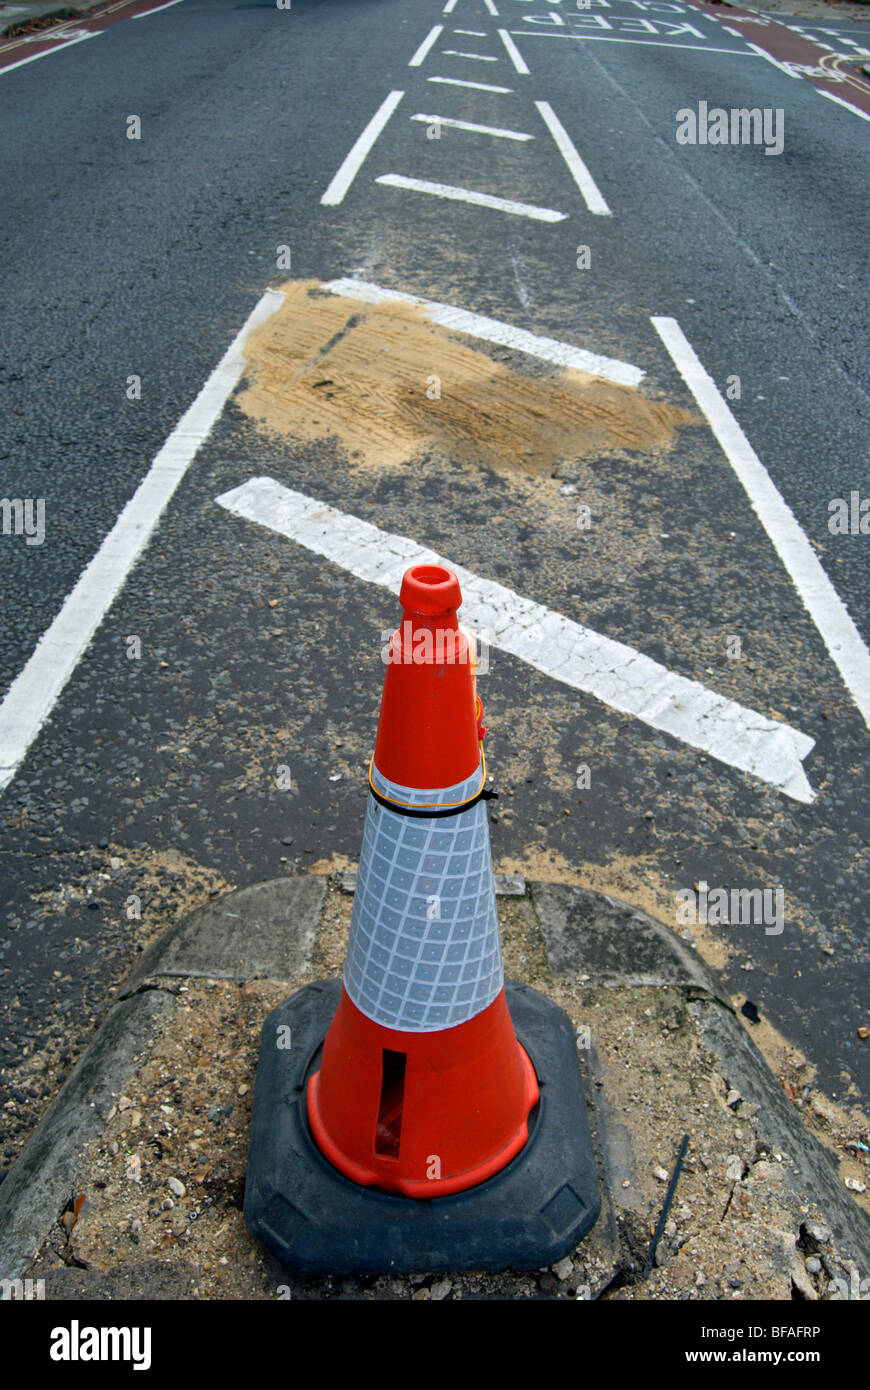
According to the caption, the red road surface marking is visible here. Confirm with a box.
[685,0,870,118]
[0,0,181,72]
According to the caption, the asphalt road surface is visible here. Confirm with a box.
[0,0,868,1180]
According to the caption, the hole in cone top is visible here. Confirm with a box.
[400,565,462,618]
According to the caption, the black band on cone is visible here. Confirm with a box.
[366,753,498,819]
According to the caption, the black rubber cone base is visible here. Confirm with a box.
[244,980,601,1276]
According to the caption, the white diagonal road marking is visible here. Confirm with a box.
[216,478,816,803]
[410,113,534,140]
[376,173,567,222]
[427,75,512,92]
[323,278,644,385]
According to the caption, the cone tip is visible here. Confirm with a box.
[400,564,462,617]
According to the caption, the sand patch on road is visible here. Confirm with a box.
[237,279,694,476]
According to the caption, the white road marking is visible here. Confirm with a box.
[323,278,644,385]
[442,0,458,12]
[535,101,611,216]
[442,49,499,60]
[23,27,92,40]
[428,74,512,92]
[818,88,870,121]
[132,0,185,17]
[376,174,566,222]
[216,478,817,803]
[408,24,443,66]
[498,27,530,73]
[1,31,96,75]
[323,277,644,384]
[483,0,499,13]
[747,41,802,77]
[512,31,763,55]
[454,29,487,36]
[0,291,284,797]
[652,317,870,731]
[411,113,534,140]
[320,90,404,205]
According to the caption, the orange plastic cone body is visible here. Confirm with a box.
[308,986,538,1197]
[374,565,480,788]
[306,563,539,1197]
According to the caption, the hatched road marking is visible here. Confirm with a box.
[216,477,817,804]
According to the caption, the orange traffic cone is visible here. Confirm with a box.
[307,564,538,1196]
[244,562,600,1275]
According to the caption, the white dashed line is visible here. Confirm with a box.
[427,75,513,92]
[216,478,817,803]
[323,278,644,384]
[652,317,870,730]
[0,291,284,796]
[376,173,566,221]
[498,28,530,73]
[320,90,404,205]
[411,113,534,140]
[482,0,499,14]
[535,101,612,216]
[442,49,499,60]
[408,25,443,66]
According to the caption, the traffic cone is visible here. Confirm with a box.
[307,563,538,1196]
[244,562,601,1275]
